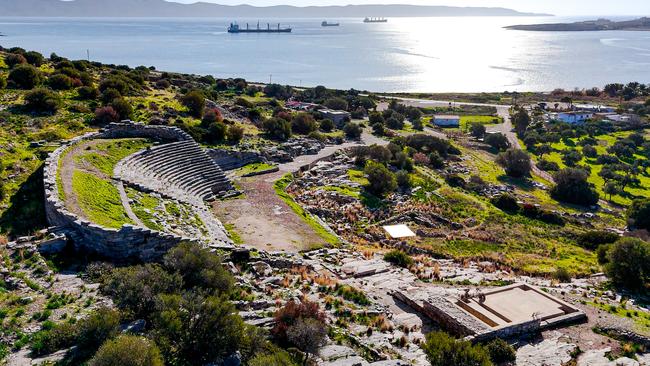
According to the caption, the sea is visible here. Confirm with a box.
[0,16,649,93]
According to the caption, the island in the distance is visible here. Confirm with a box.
[506,17,650,31]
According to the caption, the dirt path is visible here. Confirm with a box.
[213,131,386,252]
[116,181,145,227]
[59,139,103,218]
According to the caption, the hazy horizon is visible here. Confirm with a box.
[167,0,650,16]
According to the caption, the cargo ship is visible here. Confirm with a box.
[227,22,292,33]
[321,21,340,27]
[363,17,388,23]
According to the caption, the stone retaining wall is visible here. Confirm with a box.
[44,122,202,262]
[207,149,264,171]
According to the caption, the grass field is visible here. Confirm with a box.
[459,115,502,131]
[74,139,151,176]
[71,171,132,229]
[234,162,277,176]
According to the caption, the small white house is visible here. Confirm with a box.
[574,104,616,113]
[555,112,593,124]
[433,115,460,127]
[320,109,351,128]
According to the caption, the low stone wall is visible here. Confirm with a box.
[207,149,264,171]
[43,123,201,262]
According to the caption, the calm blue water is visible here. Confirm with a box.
[1,17,649,92]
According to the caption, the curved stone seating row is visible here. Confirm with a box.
[115,140,234,205]
[44,122,235,262]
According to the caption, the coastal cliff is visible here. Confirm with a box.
[506,17,650,31]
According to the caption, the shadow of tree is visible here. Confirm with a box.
[0,164,47,237]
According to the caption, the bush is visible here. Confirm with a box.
[287,319,327,364]
[8,64,42,89]
[496,148,531,177]
[90,335,163,366]
[249,349,297,366]
[181,90,205,118]
[343,122,362,139]
[445,174,466,188]
[227,125,245,143]
[537,159,559,172]
[272,299,325,346]
[291,113,318,135]
[205,121,227,143]
[577,231,620,250]
[423,331,492,366]
[201,108,223,126]
[23,51,45,66]
[582,145,597,158]
[48,74,74,90]
[107,98,132,120]
[101,264,182,320]
[550,168,599,206]
[605,237,650,291]
[484,133,510,151]
[384,250,413,268]
[94,106,119,125]
[263,117,292,140]
[491,193,520,212]
[469,123,486,138]
[396,170,411,188]
[31,322,78,356]
[5,53,27,68]
[552,266,572,283]
[74,307,121,360]
[319,119,334,132]
[78,86,99,100]
[485,338,516,364]
[324,97,348,110]
[364,160,397,197]
[24,88,60,113]
[627,198,650,231]
[163,242,233,293]
[0,76,6,89]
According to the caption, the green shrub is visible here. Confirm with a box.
[263,117,292,141]
[5,53,27,68]
[496,148,531,177]
[0,76,6,89]
[552,266,572,283]
[48,74,74,90]
[163,242,233,294]
[291,113,318,135]
[423,331,492,366]
[605,237,650,291]
[343,122,362,139]
[364,160,396,197]
[491,194,519,213]
[485,338,516,364]
[249,349,297,366]
[335,285,370,305]
[384,250,414,268]
[24,88,60,113]
[109,98,133,120]
[8,64,42,89]
[627,198,650,231]
[30,322,78,356]
[89,335,163,366]
[181,90,205,118]
[550,168,599,206]
[577,231,620,250]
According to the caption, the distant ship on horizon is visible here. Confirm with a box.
[227,22,292,33]
[321,21,340,27]
[363,17,388,23]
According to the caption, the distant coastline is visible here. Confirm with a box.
[2,0,550,18]
[506,17,650,31]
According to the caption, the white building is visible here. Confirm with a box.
[554,112,593,124]
[574,104,616,113]
[433,115,460,127]
[320,109,351,127]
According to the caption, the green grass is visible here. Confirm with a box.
[274,173,340,247]
[71,171,132,229]
[347,169,369,186]
[589,300,650,334]
[74,139,151,176]
[234,162,277,176]
[224,223,244,245]
[459,115,501,131]
[126,188,164,232]
[321,185,361,198]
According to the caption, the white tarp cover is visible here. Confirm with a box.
[383,224,416,238]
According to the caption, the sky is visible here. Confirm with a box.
[168,0,650,16]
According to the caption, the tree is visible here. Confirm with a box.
[5,53,27,68]
[163,242,233,293]
[226,125,245,143]
[287,319,327,366]
[272,300,325,346]
[343,122,362,139]
[90,335,163,366]
[181,90,205,118]
[469,123,486,139]
[24,88,60,113]
[550,168,599,206]
[319,119,334,132]
[101,264,182,320]
[512,108,531,136]
[291,113,318,135]
[484,133,510,151]
[364,160,397,197]
[605,238,650,291]
[263,117,292,141]
[48,74,74,90]
[74,307,121,360]
[78,86,99,100]
[627,198,650,231]
[603,181,619,201]
[8,64,42,89]
[485,339,516,365]
[324,97,348,111]
[491,193,520,212]
[109,98,133,120]
[561,149,582,167]
[422,331,492,366]
[94,106,120,125]
[153,292,252,365]
[23,51,45,66]
[582,145,597,158]
[496,149,531,178]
